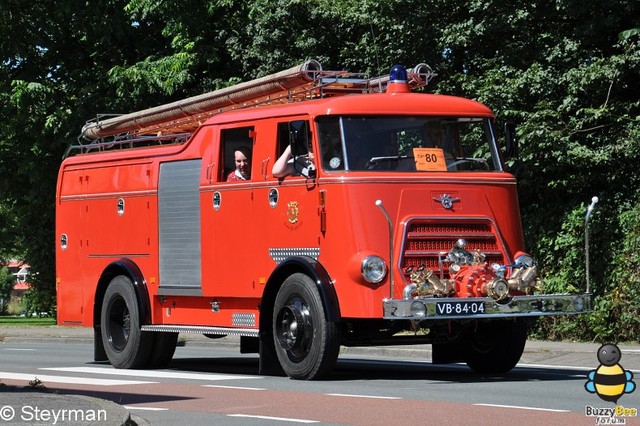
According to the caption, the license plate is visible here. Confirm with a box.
[435,301,485,316]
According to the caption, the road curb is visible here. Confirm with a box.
[0,389,133,426]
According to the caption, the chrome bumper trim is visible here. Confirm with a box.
[382,293,592,320]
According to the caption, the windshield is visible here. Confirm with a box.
[317,116,502,172]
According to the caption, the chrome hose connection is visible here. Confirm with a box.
[507,264,540,293]
[402,284,417,300]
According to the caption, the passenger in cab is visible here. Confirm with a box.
[226,146,252,181]
[272,145,315,178]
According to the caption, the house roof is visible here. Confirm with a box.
[13,282,30,291]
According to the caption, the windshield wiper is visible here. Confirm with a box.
[365,155,411,170]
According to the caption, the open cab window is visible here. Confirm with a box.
[317,116,502,172]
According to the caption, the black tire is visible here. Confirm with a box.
[273,273,340,380]
[147,332,178,368]
[466,319,528,374]
[100,275,152,369]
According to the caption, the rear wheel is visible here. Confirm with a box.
[466,319,528,374]
[100,275,152,369]
[273,273,340,380]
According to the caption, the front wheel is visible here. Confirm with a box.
[100,275,152,369]
[465,319,528,374]
[273,273,340,380]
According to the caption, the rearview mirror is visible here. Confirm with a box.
[289,120,310,157]
[288,120,316,178]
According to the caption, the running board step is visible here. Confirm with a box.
[141,324,259,338]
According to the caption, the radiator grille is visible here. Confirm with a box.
[400,220,505,279]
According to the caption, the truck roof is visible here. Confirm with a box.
[64,62,492,161]
[203,91,494,125]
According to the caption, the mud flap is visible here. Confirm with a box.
[258,331,285,376]
[93,326,108,362]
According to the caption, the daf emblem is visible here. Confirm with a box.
[434,194,460,210]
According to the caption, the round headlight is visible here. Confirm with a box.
[410,301,427,318]
[361,256,387,284]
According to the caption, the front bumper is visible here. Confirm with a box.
[383,293,591,320]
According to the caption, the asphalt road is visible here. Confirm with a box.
[2,325,640,369]
[1,326,639,426]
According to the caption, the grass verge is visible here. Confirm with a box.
[0,316,56,326]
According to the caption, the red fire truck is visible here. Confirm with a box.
[56,61,590,379]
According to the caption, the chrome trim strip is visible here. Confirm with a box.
[60,189,157,202]
[141,324,259,337]
[316,175,517,186]
[232,313,256,327]
[382,293,592,320]
[269,247,320,263]
[198,176,518,193]
[87,253,150,258]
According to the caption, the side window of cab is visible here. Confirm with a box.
[219,126,255,182]
[272,120,315,178]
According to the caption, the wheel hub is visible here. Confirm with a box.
[276,299,310,351]
[107,296,131,352]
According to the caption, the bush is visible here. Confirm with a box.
[588,203,640,342]
[531,201,640,343]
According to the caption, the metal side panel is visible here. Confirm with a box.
[158,159,202,295]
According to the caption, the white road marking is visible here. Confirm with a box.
[474,403,571,413]
[325,393,402,400]
[2,348,36,351]
[519,363,640,374]
[0,371,153,386]
[123,406,169,411]
[228,414,319,423]
[203,385,266,390]
[517,363,590,371]
[41,366,262,381]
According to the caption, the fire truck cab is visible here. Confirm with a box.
[56,61,590,379]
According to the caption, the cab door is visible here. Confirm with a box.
[253,117,322,269]
[200,125,257,297]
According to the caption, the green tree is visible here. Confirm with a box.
[0,266,14,315]
[422,0,640,339]
[0,0,156,312]
[0,0,638,338]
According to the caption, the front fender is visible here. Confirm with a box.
[267,256,341,323]
[96,258,151,325]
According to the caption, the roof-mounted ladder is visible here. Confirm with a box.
[66,60,435,157]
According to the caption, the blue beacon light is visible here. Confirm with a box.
[389,64,408,82]
[387,64,410,93]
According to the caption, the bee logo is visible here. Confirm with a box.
[585,343,635,403]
